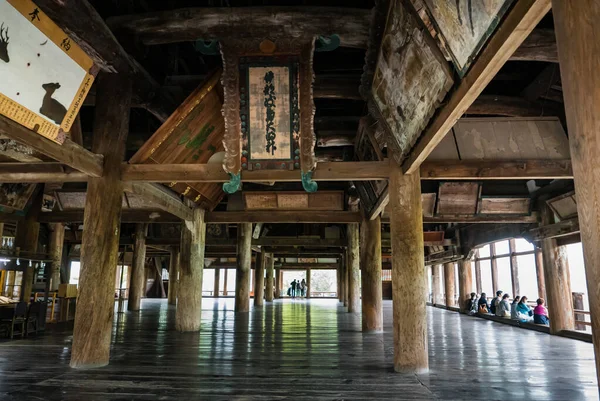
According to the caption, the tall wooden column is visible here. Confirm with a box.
[176,208,206,332]
[534,247,546,299]
[490,243,498,293]
[341,253,348,307]
[444,262,456,307]
[305,266,311,299]
[167,245,180,305]
[16,186,43,303]
[265,254,274,302]
[70,73,131,369]
[275,267,281,299]
[431,265,442,305]
[540,205,574,334]
[509,239,520,296]
[128,223,148,311]
[254,252,265,307]
[389,169,428,373]
[361,216,383,332]
[49,223,65,292]
[475,252,482,294]
[213,268,220,298]
[235,223,252,312]
[337,261,342,302]
[458,259,473,313]
[347,223,360,313]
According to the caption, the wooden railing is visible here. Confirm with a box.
[574,309,592,328]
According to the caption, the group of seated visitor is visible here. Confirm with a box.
[465,290,550,325]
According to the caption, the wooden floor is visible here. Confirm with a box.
[0,299,597,400]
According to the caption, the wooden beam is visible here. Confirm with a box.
[467,95,563,117]
[107,7,370,48]
[123,182,192,221]
[420,160,573,180]
[0,163,88,183]
[383,213,538,224]
[253,238,345,247]
[36,210,179,224]
[0,115,103,177]
[206,211,362,224]
[121,161,390,182]
[521,64,561,102]
[510,28,558,63]
[525,217,579,242]
[402,0,552,174]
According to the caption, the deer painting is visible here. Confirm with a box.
[0,23,9,63]
[40,83,67,124]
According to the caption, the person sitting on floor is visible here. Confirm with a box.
[496,293,511,317]
[490,290,503,315]
[511,296,521,320]
[466,292,478,315]
[516,295,533,322]
[533,298,550,325]
[478,292,489,314]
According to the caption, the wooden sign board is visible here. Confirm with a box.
[423,0,514,76]
[370,0,453,164]
[243,191,344,211]
[479,197,530,215]
[0,0,96,143]
[129,72,225,211]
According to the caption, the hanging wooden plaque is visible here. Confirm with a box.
[0,0,97,144]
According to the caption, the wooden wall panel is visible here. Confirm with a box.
[421,193,436,217]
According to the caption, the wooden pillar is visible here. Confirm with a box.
[444,262,456,307]
[70,73,131,369]
[361,216,383,332]
[509,239,520,296]
[389,169,428,373]
[341,253,348,307]
[535,246,546,299]
[167,246,180,305]
[540,205,574,334]
[490,243,498,293]
[431,265,442,305]
[128,223,148,311]
[265,254,274,302]
[176,208,206,332]
[16,186,43,303]
[235,223,252,312]
[254,252,265,307]
[458,259,473,313]
[275,267,281,299]
[347,223,360,313]
[474,252,482,294]
[573,292,586,331]
[49,223,65,292]
[305,266,311,299]
[336,261,342,302]
[223,268,228,296]
[213,268,220,298]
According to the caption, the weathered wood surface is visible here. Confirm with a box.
[467,95,563,117]
[235,223,252,312]
[1,299,598,400]
[431,264,442,305]
[420,159,573,180]
[168,246,180,305]
[265,255,274,302]
[458,259,473,312]
[176,208,206,332]
[508,239,520,297]
[535,247,546,300]
[107,7,370,48]
[403,0,552,173]
[0,163,88,183]
[253,252,265,307]
[360,217,383,331]
[347,223,360,314]
[15,186,43,302]
[123,183,192,221]
[553,0,600,389]
[511,28,558,63]
[70,73,131,369]
[128,223,148,311]
[389,168,428,373]
[206,211,362,224]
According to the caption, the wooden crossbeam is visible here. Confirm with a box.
[107,7,371,48]
[420,160,573,180]
[0,115,103,177]
[0,163,88,182]
[402,0,552,174]
[34,210,178,224]
[525,217,579,242]
[385,214,539,224]
[123,182,192,221]
[206,211,362,224]
[253,238,345,247]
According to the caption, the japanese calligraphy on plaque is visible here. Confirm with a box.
[0,0,97,144]
[240,58,299,171]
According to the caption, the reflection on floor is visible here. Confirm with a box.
[0,298,597,400]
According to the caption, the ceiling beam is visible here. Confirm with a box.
[34,210,178,224]
[205,211,362,224]
[121,161,390,183]
[467,95,563,117]
[402,0,552,174]
[0,163,88,183]
[253,238,345,247]
[382,214,539,224]
[107,7,371,48]
[123,182,192,221]
[420,160,573,180]
[510,28,558,63]
[33,0,176,122]
[524,217,579,242]
[0,115,103,177]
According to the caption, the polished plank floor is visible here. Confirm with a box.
[0,299,597,400]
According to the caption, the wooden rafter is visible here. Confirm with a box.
[402,0,552,174]
[420,160,573,180]
[0,115,103,177]
[123,182,192,221]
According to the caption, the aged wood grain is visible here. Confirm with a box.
[443,262,456,307]
[168,246,180,305]
[347,223,360,314]
[458,259,473,312]
[127,223,148,311]
[361,216,383,332]
[253,252,265,307]
[48,223,65,292]
[235,223,252,312]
